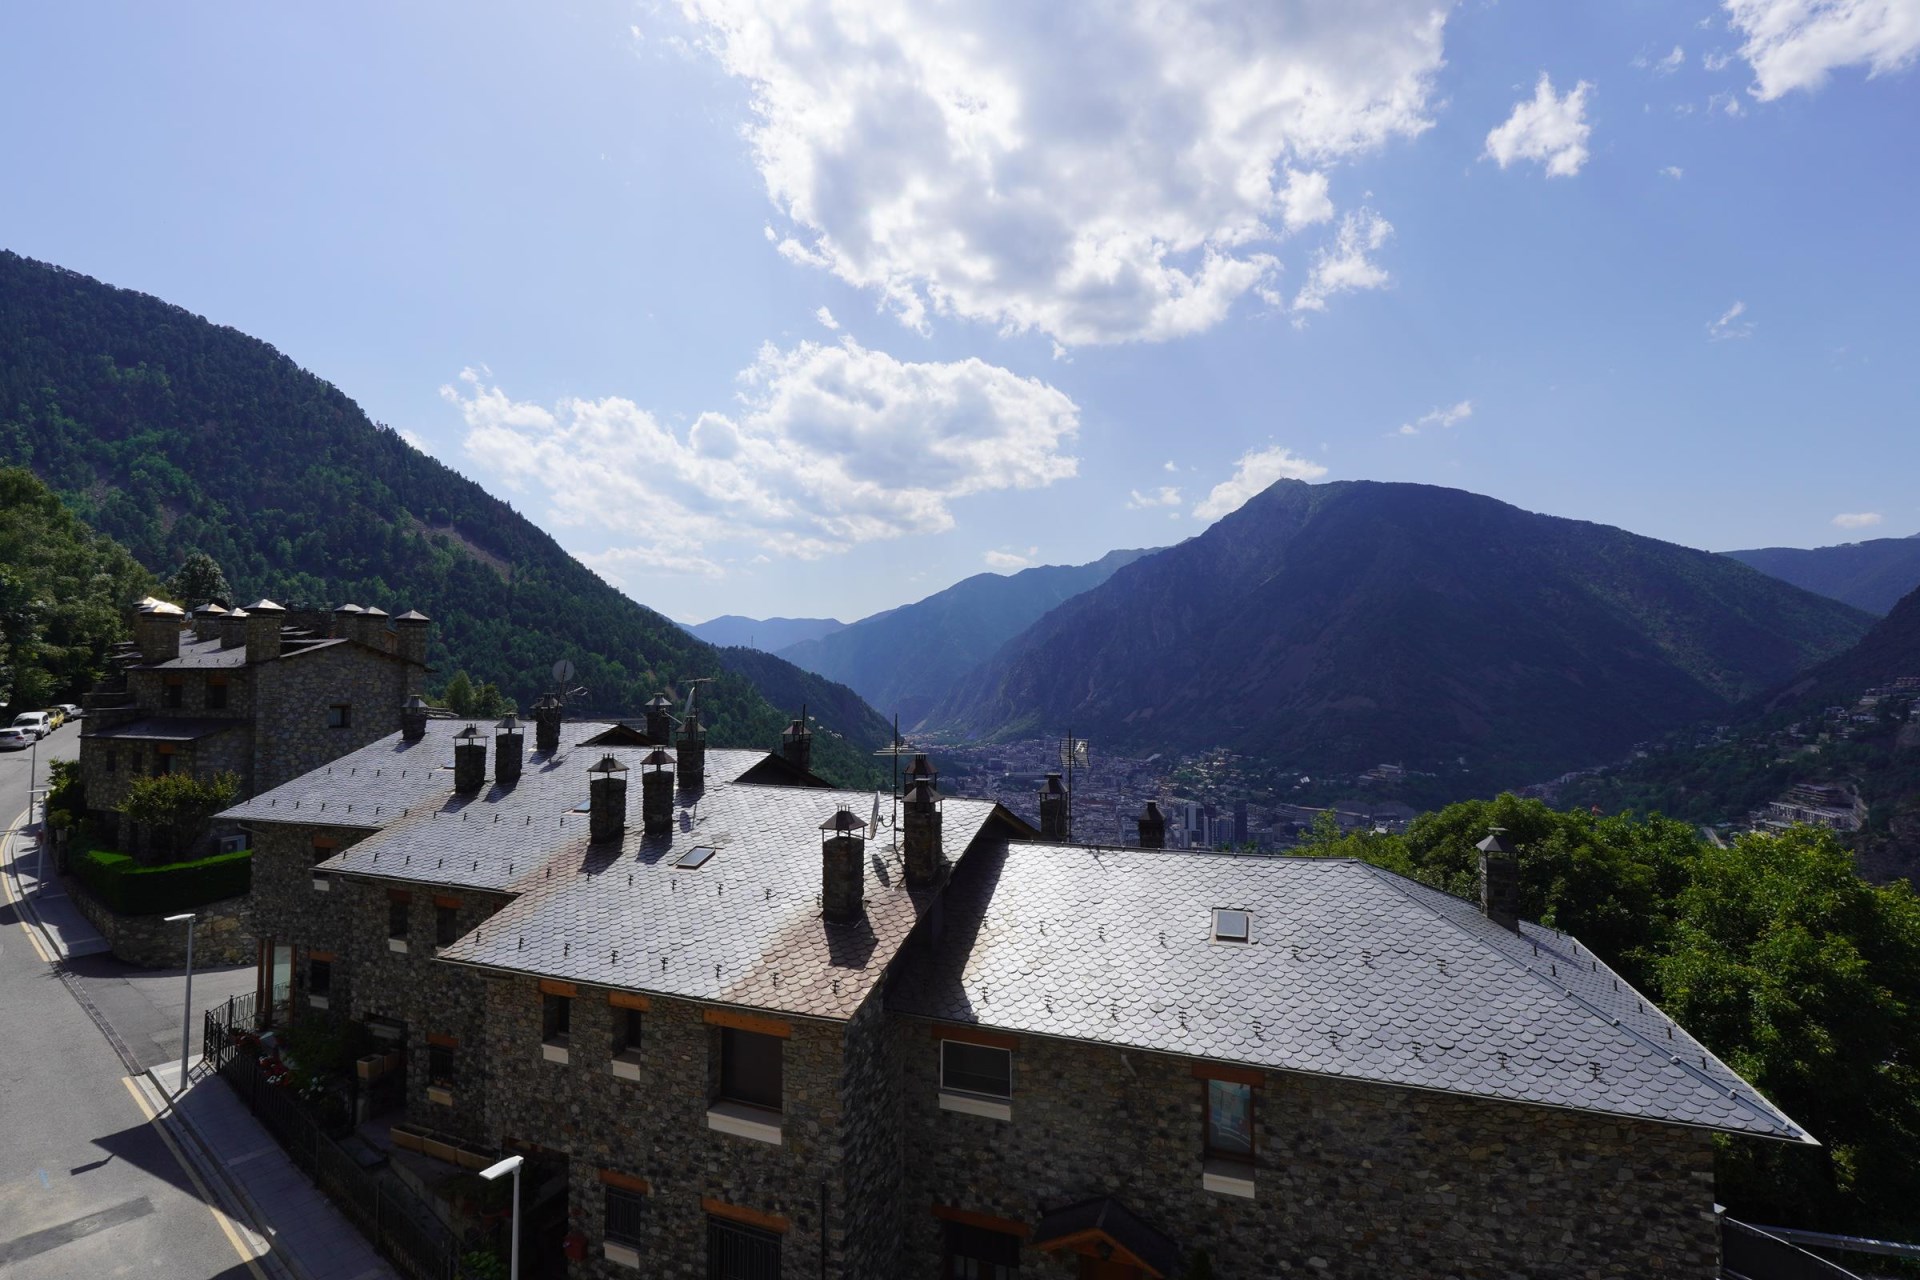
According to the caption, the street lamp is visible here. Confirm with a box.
[164,912,197,1094]
[478,1154,524,1280]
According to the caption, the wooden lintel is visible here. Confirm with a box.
[537,979,578,997]
[1190,1062,1265,1087]
[703,1008,791,1038]
[598,1169,651,1194]
[700,1197,789,1233]
[931,1205,1030,1238]
[608,991,652,1011]
[929,1023,1017,1051]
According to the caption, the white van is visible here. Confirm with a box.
[10,712,51,739]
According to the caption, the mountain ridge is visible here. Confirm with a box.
[1723,535,1920,614]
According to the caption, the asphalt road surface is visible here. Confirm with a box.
[0,722,260,1279]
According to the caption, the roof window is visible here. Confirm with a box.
[1211,909,1251,943]
[675,845,717,869]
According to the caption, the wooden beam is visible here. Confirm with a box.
[700,1197,788,1233]
[928,1023,1018,1051]
[597,1169,651,1194]
[426,1032,459,1049]
[1190,1062,1264,1087]
[931,1205,1029,1238]
[537,979,578,997]
[703,1008,792,1039]
[608,991,652,1011]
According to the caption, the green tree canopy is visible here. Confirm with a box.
[118,770,240,860]
[165,550,232,607]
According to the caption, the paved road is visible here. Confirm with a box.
[0,722,259,1279]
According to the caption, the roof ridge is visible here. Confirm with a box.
[1353,861,1808,1142]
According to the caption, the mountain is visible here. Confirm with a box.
[685,615,846,652]
[709,645,894,787]
[775,548,1154,724]
[928,479,1873,784]
[1767,579,1920,713]
[0,251,881,784]
[1724,535,1920,614]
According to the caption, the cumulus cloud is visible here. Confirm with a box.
[678,0,1450,345]
[1292,209,1394,318]
[1192,445,1328,521]
[1832,511,1884,529]
[1635,44,1688,73]
[1660,165,1686,179]
[396,427,431,454]
[984,546,1039,570]
[1725,0,1920,100]
[1484,74,1595,177]
[1708,300,1756,340]
[1395,399,1473,437]
[814,305,839,330]
[447,339,1080,575]
[1126,485,1183,509]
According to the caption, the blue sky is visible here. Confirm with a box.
[4,2,1916,623]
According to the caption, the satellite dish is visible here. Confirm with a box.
[551,659,576,684]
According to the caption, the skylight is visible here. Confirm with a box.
[675,845,717,869]
[1212,908,1251,943]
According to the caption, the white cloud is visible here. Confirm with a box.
[1660,165,1686,179]
[1635,44,1688,73]
[447,339,1080,574]
[396,427,431,453]
[1708,299,1756,340]
[1725,0,1920,100]
[678,0,1451,345]
[1484,74,1595,177]
[1126,485,1183,509]
[1292,209,1394,318]
[814,305,839,330]
[1832,511,1884,529]
[1192,445,1328,520]
[1395,398,1474,436]
[1162,460,1180,473]
[984,546,1040,570]
[1704,49,1736,71]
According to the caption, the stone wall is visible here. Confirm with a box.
[893,1013,1720,1279]
[80,723,252,847]
[66,875,254,967]
[838,987,903,1278]
[253,642,422,794]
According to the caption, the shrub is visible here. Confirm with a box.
[117,769,239,858]
[72,842,251,915]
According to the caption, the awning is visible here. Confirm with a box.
[1031,1198,1180,1278]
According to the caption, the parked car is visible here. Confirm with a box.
[43,707,65,729]
[0,726,33,751]
[10,712,52,739]
[57,703,82,721]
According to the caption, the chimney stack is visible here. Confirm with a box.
[361,605,390,649]
[220,608,249,650]
[244,600,286,664]
[903,775,943,886]
[495,714,524,787]
[331,602,364,639]
[400,694,430,742]
[644,694,675,745]
[819,809,868,924]
[192,603,228,643]
[590,754,629,844]
[134,602,185,664]
[452,724,487,794]
[640,749,674,834]
[1137,801,1167,849]
[532,693,563,755]
[1476,829,1521,932]
[393,609,431,666]
[781,715,813,774]
[675,710,706,789]
[1039,772,1069,842]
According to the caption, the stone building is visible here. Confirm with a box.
[78,597,430,852]
[223,722,1809,1280]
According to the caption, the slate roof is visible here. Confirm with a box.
[124,631,361,670]
[80,716,246,743]
[887,842,1810,1143]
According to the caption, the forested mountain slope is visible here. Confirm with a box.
[1725,535,1920,614]
[0,251,882,782]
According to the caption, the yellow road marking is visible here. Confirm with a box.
[0,810,56,964]
[119,1075,270,1280]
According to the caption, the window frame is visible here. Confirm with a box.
[940,1040,1013,1102]
[1211,907,1251,943]
[163,677,184,709]
[604,1185,646,1249]
[427,1043,456,1090]
[308,958,333,999]
[327,703,351,729]
[1203,1077,1256,1160]
[542,993,573,1046]
[941,1221,1022,1279]
[434,903,460,949]
[387,897,410,942]
[615,1006,643,1055]
[716,1026,783,1113]
[206,676,229,710]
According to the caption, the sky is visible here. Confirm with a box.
[3,1,1917,624]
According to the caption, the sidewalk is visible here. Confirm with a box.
[144,1062,397,1280]
[2,816,112,958]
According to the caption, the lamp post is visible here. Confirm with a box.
[479,1154,524,1280]
[164,912,197,1093]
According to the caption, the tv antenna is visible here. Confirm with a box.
[680,676,715,725]
[551,659,576,685]
[1060,732,1090,838]
[872,714,923,849]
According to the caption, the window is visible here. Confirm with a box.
[717,1028,782,1112]
[327,703,351,729]
[308,958,333,999]
[543,993,572,1045]
[155,752,174,776]
[615,1007,643,1055]
[428,1043,456,1089]
[388,898,410,941]
[1205,1079,1255,1159]
[706,1217,780,1280]
[941,1041,1012,1100]
[605,1185,645,1249]
[435,904,460,948]
[311,838,337,867]
[676,845,718,869]
[164,679,184,709]
[1211,908,1251,943]
[206,678,229,710]
[942,1222,1021,1280]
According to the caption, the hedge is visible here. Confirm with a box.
[72,844,252,916]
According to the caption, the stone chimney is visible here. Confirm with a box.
[361,605,390,648]
[640,749,674,834]
[1476,829,1521,932]
[1137,801,1167,849]
[400,694,430,742]
[644,694,675,745]
[393,609,431,666]
[781,715,813,774]
[590,754,629,844]
[820,808,868,924]
[191,603,228,643]
[331,602,364,639]
[903,777,943,886]
[532,693,563,755]
[452,724,487,795]
[494,714,524,787]
[675,710,706,790]
[1039,772,1069,842]
[134,602,185,664]
[219,608,249,649]
[244,599,286,664]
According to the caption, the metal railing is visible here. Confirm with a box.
[1723,1218,1865,1280]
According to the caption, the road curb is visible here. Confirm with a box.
[0,808,64,963]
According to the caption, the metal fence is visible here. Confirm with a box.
[1723,1218,1865,1280]
[203,1001,463,1280]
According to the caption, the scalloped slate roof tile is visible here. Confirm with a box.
[886,842,1810,1143]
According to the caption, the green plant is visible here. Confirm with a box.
[116,769,239,858]
[71,843,251,914]
[458,1248,508,1280]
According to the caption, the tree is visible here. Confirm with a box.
[443,670,476,717]
[117,770,240,861]
[166,551,232,607]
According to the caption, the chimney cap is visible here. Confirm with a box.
[591,753,629,776]
[820,808,868,836]
[455,723,483,741]
[1041,772,1066,794]
[403,693,430,711]
[1476,829,1518,856]
[639,749,674,771]
[333,602,365,615]
[195,603,230,617]
[139,600,185,617]
[1142,800,1164,818]
[227,608,249,620]
[906,753,935,780]
[394,609,431,623]
[786,718,808,734]
[534,693,562,711]
[496,714,521,732]
[646,694,674,710]
[904,779,939,805]
[245,598,287,614]
[363,605,389,618]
